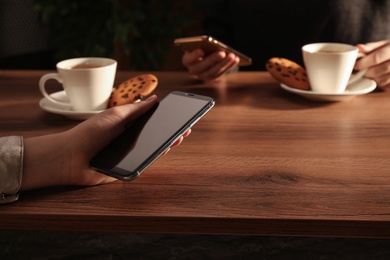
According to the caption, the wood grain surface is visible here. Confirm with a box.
[1,70,390,238]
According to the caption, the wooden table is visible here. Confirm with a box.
[1,70,390,238]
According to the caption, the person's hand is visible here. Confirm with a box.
[21,95,190,191]
[355,40,390,90]
[182,48,239,81]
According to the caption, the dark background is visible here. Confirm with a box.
[2,0,390,258]
[0,0,202,71]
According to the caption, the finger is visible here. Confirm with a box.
[212,54,240,79]
[196,52,238,80]
[370,71,390,89]
[70,95,159,156]
[182,49,205,67]
[182,128,191,138]
[171,136,184,148]
[161,129,192,156]
[96,94,158,135]
[379,82,390,90]
[357,40,390,53]
[187,51,227,76]
[161,147,170,156]
[365,59,390,79]
[169,129,191,149]
[355,41,390,70]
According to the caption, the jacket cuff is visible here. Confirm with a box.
[0,136,23,204]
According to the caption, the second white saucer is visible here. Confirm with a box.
[39,91,104,120]
[280,78,377,102]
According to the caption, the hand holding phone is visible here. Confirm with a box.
[174,35,252,66]
[90,91,215,181]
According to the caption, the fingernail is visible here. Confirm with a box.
[145,95,158,102]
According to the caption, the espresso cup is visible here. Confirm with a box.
[39,57,117,111]
[302,43,367,94]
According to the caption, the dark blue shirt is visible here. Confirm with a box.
[198,0,390,70]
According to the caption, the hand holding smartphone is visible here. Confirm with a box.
[90,91,215,181]
[174,35,252,66]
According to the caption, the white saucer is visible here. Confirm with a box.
[280,78,377,102]
[39,91,104,120]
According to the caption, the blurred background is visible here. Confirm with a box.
[3,1,390,259]
[0,0,201,71]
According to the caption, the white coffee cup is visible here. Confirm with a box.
[39,57,117,111]
[302,43,367,94]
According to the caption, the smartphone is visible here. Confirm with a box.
[90,91,215,181]
[174,35,252,66]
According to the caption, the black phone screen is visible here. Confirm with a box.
[90,91,214,180]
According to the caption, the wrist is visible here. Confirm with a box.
[21,134,68,191]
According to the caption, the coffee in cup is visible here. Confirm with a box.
[302,43,367,94]
[39,57,117,111]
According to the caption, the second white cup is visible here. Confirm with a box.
[39,57,117,111]
[302,43,367,94]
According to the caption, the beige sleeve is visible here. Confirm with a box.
[0,136,23,203]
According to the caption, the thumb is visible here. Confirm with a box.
[68,95,159,157]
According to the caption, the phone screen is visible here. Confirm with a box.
[90,91,214,180]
